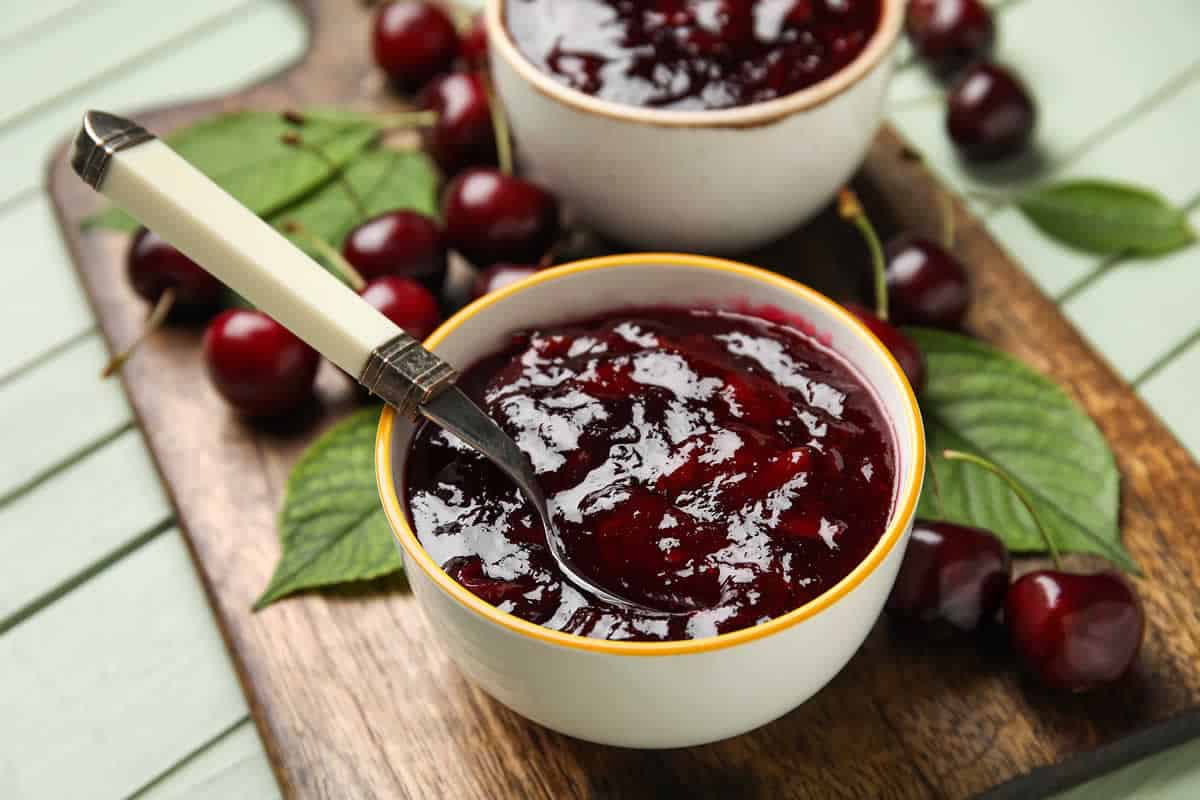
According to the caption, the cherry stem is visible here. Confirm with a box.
[938,190,957,250]
[483,76,514,176]
[284,108,437,130]
[838,188,888,321]
[282,221,367,292]
[941,449,1063,569]
[280,132,369,219]
[101,288,175,378]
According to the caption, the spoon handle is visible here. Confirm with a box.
[71,111,456,417]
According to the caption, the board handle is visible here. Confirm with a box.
[71,111,456,416]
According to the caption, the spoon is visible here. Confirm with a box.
[71,110,650,612]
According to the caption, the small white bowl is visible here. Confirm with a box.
[376,254,923,748]
[485,0,904,252]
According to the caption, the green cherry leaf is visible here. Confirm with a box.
[1015,179,1195,257]
[83,110,380,232]
[909,328,1138,573]
[255,407,402,609]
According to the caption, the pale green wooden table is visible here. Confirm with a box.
[1,2,1198,797]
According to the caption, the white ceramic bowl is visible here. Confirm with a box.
[376,254,924,748]
[485,0,905,252]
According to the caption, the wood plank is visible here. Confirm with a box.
[1139,339,1200,456]
[136,720,280,800]
[1063,207,1200,381]
[0,0,306,207]
[0,194,93,378]
[0,531,250,800]
[0,0,261,128]
[890,0,1200,200]
[0,334,131,500]
[0,0,85,43]
[43,1,1200,797]
[0,0,306,373]
[984,75,1200,297]
[0,428,170,623]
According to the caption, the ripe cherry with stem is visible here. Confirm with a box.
[838,188,927,393]
[887,454,1012,633]
[884,190,971,329]
[420,72,498,175]
[442,77,560,268]
[102,228,225,377]
[371,0,460,94]
[284,221,441,342]
[941,449,1144,691]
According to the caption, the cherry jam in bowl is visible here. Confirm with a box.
[484,0,904,252]
[506,0,884,112]
[377,255,924,748]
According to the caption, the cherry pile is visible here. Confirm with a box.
[112,2,565,420]
[888,451,1143,692]
[837,187,971,395]
[126,217,450,418]
[837,193,1143,690]
[905,0,1036,162]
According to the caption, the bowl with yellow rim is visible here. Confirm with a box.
[485,0,905,252]
[376,253,924,748]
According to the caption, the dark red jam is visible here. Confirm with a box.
[405,308,896,641]
[504,0,883,111]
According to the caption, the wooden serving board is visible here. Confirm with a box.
[46,1,1200,797]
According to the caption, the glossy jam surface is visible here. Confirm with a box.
[405,308,896,641]
[504,0,883,111]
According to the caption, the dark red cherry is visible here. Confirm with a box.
[470,262,540,300]
[1006,570,1144,692]
[127,227,223,311]
[341,210,447,291]
[442,168,561,266]
[419,72,497,175]
[360,276,441,341]
[202,310,319,418]
[946,62,1036,162]
[845,303,927,393]
[887,519,1010,633]
[460,14,488,70]
[906,0,995,77]
[372,0,459,94]
[885,235,970,328]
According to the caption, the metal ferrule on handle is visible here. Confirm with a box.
[359,334,458,420]
[70,110,457,417]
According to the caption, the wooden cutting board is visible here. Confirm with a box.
[46,1,1200,797]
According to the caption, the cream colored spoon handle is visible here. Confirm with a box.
[71,110,456,415]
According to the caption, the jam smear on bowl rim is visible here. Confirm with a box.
[404,305,897,642]
[503,0,884,112]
